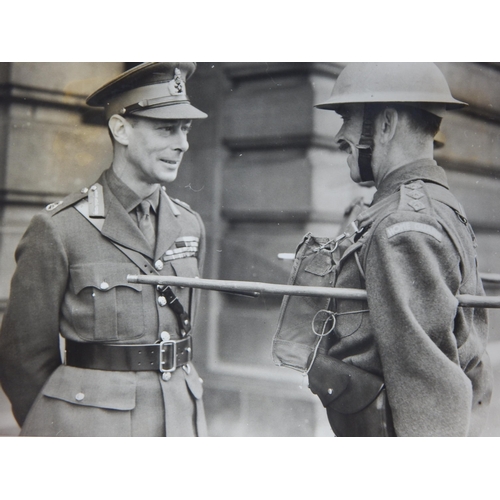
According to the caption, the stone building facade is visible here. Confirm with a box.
[0,62,499,436]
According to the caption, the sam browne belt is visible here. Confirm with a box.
[65,336,192,373]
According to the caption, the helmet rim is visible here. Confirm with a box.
[315,62,467,115]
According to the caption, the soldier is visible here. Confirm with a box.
[280,63,493,436]
[0,62,209,436]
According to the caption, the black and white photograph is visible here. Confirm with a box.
[0,4,498,498]
[1,61,498,439]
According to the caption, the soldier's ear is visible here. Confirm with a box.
[377,107,398,145]
[108,114,131,146]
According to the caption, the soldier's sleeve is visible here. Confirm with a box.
[0,212,68,426]
[363,210,473,437]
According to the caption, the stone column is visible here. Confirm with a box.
[197,62,372,436]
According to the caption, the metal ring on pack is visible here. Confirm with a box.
[312,309,337,337]
[314,239,336,253]
[316,221,363,254]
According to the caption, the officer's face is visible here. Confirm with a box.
[124,117,191,185]
[334,104,364,183]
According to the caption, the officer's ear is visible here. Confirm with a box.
[376,107,399,145]
[108,114,132,146]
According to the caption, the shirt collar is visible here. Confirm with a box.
[372,158,449,205]
[144,186,160,214]
[105,168,160,213]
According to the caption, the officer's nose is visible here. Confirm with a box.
[334,127,345,149]
[173,128,189,153]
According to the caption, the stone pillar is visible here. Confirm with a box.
[196,62,372,436]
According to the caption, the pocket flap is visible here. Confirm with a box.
[171,257,199,278]
[308,353,385,414]
[304,249,335,277]
[42,365,136,410]
[70,263,142,294]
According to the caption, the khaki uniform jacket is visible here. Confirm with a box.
[0,168,207,436]
[325,159,492,436]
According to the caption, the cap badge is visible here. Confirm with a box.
[166,67,185,96]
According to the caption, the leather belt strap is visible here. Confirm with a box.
[65,337,192,372]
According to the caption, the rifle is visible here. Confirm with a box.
[127,274,500,308]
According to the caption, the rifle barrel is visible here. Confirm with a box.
[480,272,500,284]
[127,275,500,308]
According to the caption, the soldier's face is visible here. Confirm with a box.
[334,104,364,183]
[125,117,191,185]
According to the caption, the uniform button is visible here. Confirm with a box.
[75,392,85,401]
[155,260,164,271]
[161,331,170,341]
[162,372,172,381]
[100,282,109,290]
[327,388,334,395]
[81,187,89,194]
[90,185,97,191]
[158,296,167,307]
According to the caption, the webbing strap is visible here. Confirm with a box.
[355,191,401,230]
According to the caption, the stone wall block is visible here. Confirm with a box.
[223,150,311,220]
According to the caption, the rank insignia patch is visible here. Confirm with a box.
[406,181,423,190]
[408,199,426,212]
[407,190,424,200]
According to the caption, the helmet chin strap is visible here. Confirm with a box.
[355,104,376,182]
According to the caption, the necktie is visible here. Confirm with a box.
[137,200,156,249]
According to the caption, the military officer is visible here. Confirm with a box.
[0,62,209,436]
[293,63,492,436]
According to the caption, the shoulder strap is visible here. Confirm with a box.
[170,196,194,214]
[46,190,88,217]
[424,182,467,220]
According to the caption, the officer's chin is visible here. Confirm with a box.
[160,170,179,184]
[358,180,376,188]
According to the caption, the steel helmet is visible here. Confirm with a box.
[315,62,467,117]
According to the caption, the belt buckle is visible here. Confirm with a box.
[159,340,177,373]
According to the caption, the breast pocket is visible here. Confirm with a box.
[170,257,200,278]
[69,262,145,342]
